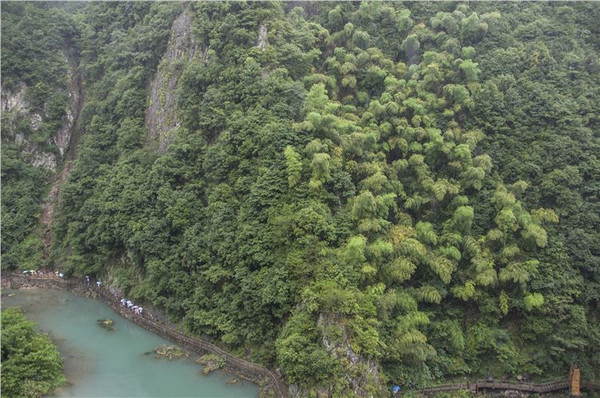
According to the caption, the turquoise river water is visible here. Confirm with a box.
[1,288,259,397]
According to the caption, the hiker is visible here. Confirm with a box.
[59,273,64,279]
[85,276,90,286]
[96,280,102,288]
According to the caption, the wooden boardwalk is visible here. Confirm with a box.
[4,274,289,398]
[95,288,289,398]
[6,273,600,398]
[416,378,600,396]
[473,380,569,394]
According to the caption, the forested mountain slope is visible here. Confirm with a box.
[2,2,81,270]
[2,2,598,395]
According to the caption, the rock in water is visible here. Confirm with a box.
[153,344,188,360]
[97,319,115,331]
[196,354,225,375]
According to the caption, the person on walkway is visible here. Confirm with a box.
[59,273,64,279]
[85,276,90,286]
[96,280,102,288]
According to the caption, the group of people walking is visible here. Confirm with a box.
[22,269,63,279]
[120,298,143,315]
[85,276,144,316]
[20,269,146,318]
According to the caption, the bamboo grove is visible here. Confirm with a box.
[2,2,599,395]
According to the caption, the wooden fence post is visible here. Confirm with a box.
[570,364,581,397]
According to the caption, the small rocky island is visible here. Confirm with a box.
[97,318,115,331]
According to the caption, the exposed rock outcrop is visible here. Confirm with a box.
[40,50,84,255]
[54,53,82,158]
[1,51,82,171]
[257,25,268,51]
[319,314,383,397]
[146,11,199,153]
[287,314,383,397]
[1,82,29,114]
[1,83,56,170]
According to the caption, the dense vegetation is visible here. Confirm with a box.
[0,307,66,397]
[1,2,78,269]
[2,2,598,395]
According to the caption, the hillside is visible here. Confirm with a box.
[2,2,598,395]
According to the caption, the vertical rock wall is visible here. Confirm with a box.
[1,51,81,171]
[146,12,199,153]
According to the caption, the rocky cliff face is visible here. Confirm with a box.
[257,25,268,51]
[54,52,82,159]
[286,313,383,397]
[1,51,82,171]
[40,51,83,255]
[1,49,83,257]
[146,12,200,153]
[1,83,55,170]
[320,314,383,397]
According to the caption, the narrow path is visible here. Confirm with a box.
[414,378,599,396]
[5,273,600,398]
[40,49,84,258]
[3,273,289,398]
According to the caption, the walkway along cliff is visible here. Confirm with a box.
[3,273,289,398]
[4,274,600,397]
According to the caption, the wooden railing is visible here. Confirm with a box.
[473,379,569,393]
[96,288,287,395]
[4,274,288,398]
[583,381,600,390]
[416,378,600,396]
[6,273,599,398]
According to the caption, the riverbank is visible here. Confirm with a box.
[2,273,288,398]
[0,305,66,397]
[2,288,258,397]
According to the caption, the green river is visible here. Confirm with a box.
[1,288,259,397]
